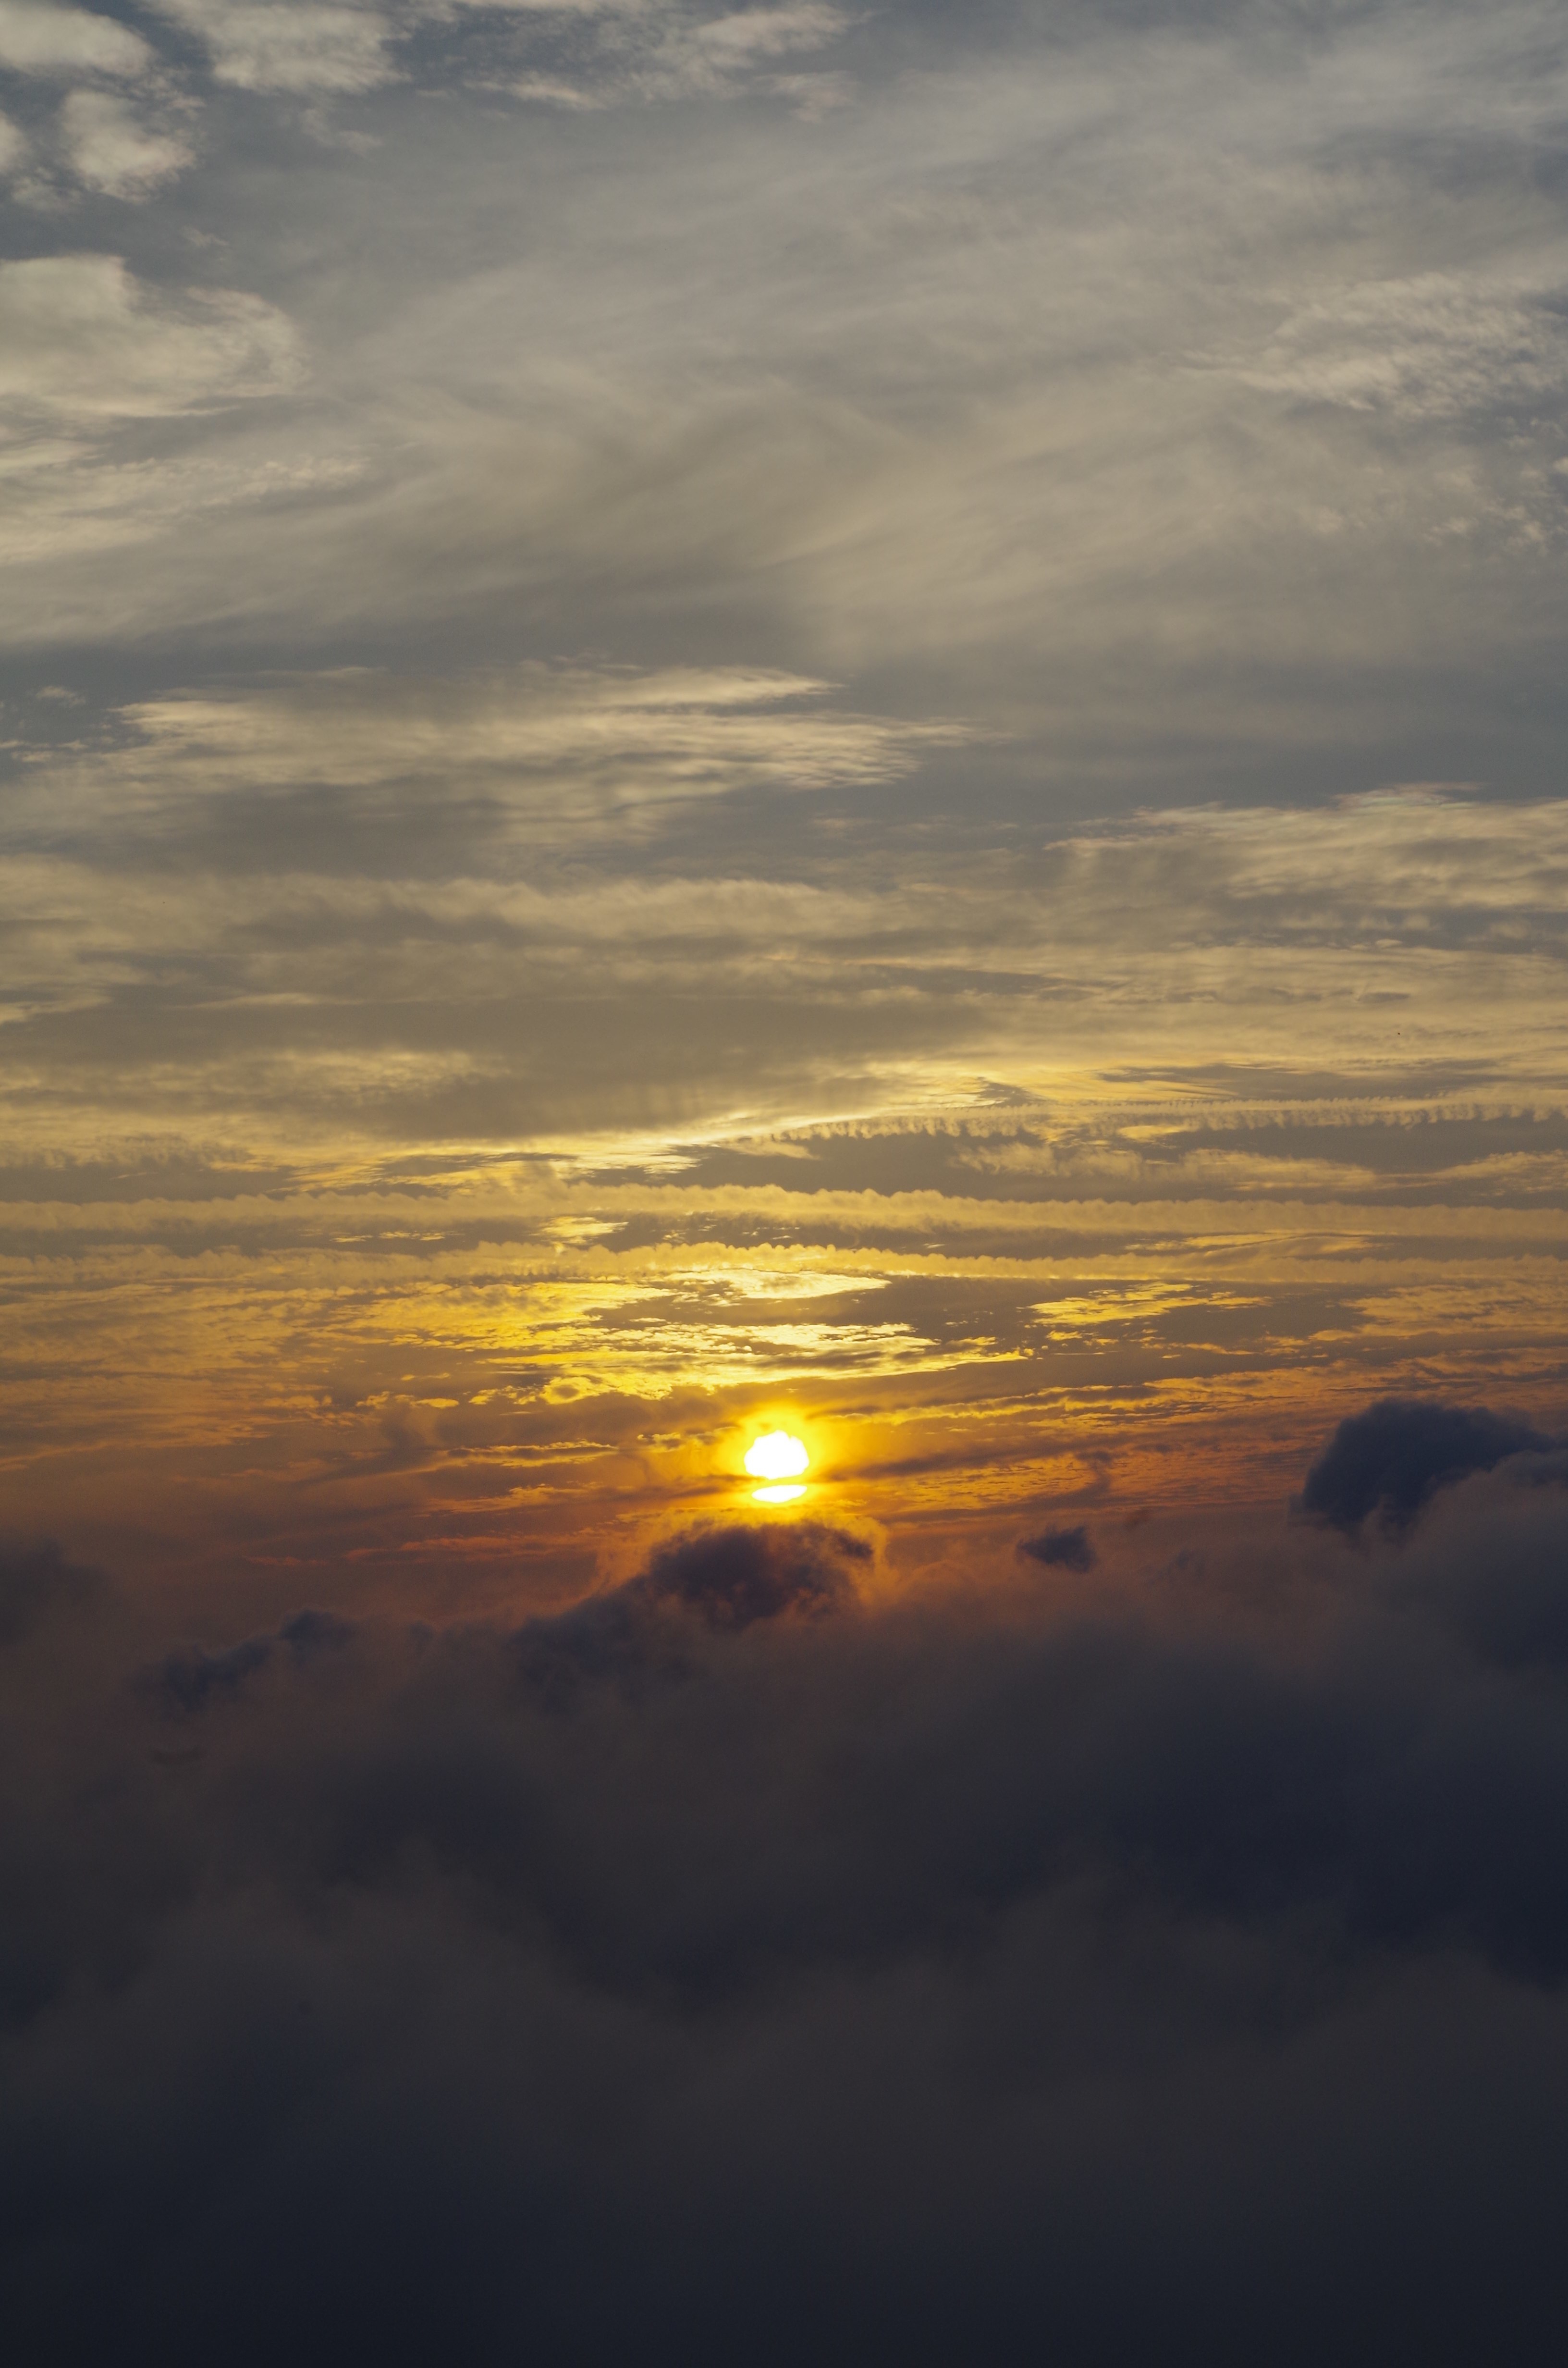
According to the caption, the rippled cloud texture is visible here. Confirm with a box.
[3,2,1568,2354]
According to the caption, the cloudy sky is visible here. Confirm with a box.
[4,0,1568,1599]
[4,3,1568,2351]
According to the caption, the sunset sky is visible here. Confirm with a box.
[6,4,1568,2358]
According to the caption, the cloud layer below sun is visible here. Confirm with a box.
[9,1425,1568,2359]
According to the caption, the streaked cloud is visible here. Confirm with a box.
[3,743,1563,1572]
[77,663,968,812]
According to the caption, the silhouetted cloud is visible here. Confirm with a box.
[1300,1397,1555,1536]
[1017,1522,1097,1572]
[143,1605,356,1714]
[637,1518,868,1626]
[507,1519,870,1695]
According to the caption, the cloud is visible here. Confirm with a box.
[0,772,1565,1521]
[627,4,852,101]
[2,4,1568,715]
[634,1515,868,1625]
[144,1603,354,1711]
[1226,266,1568,421]
[2,771,1561,1169]
[1300,1397,1555,1536]
[1017,1522,1097,1572]
[136,1525,865,1714]
[0,39,1558,740]
[9,1448,1568,2356]
[0,255,301,418]
[0,1,152,76]
[148,0,398,94]
[0,1539,104,1644]
[59,90,195,196]
[18,664,968,827]
[500,0,853,110]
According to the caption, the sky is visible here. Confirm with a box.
[5,2,1568,2356]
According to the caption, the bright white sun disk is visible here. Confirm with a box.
[745,1430,809,1481]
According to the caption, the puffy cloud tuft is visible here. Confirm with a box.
[637,1516,869,1626]
[1017,1522,1097,1573]
[1300,1396,1555,1536]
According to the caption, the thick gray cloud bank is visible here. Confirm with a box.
[8,1414,1568,2364]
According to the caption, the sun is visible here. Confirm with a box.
[745,1431,809,1481]
[744,1429,809,1504]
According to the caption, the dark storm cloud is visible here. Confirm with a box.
[10,1432,1568,2363]
[1300,1396,1556,1536]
